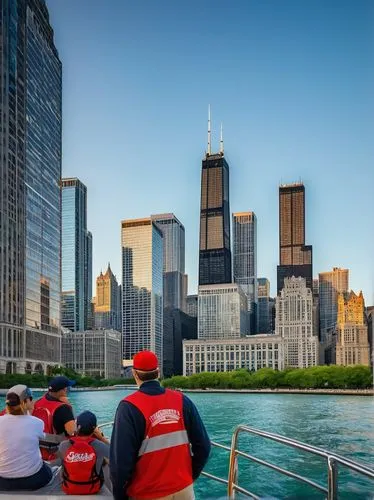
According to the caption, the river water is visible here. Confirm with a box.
[1,390,373,499]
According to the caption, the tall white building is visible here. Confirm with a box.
[121,218,163,370]
[276,277,319,368]
[233,212,258,333]
[319,268,349,340]
[198,284,248,340]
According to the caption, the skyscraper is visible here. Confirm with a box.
[319,268,349,340]
[151,214,187,377]
[276,277,319,368]
[151,213,187,311]
[198,284,248,340]
[61,178,92,332]
[199,111,231,285]
[0,0,62,374]
[233,212,257,333]
[336,291,370,366]
[121,218,163,370]
[277,183,313,293]
[258,278,271,333]
[94,264,121,331]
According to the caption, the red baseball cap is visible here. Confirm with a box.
[133,351,159,371]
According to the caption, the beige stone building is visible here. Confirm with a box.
[336,291,370,366]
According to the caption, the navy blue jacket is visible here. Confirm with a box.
[109,381,211,500]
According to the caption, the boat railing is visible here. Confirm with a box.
[98,422,374,499]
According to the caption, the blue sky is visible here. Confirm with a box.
[47,0,374,303]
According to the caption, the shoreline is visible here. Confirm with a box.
[0,386,372,396]
[179,388,374,396]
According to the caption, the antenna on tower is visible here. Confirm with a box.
[220,122,224,156]
[207,105,211,156]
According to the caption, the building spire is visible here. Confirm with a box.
[220,122,224,156]
[207,104,211,156]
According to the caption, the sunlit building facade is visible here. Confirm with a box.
[276,277,319,368]
[121,218,163,371]
[0,0,62,374]
[61,178,92,332]
[336,291,370,366]
[94,264,121,331]
[198,284,248,340]
[319,268,349,341]
[277,183,313,293]
[183,335,284,375]
[233,212,257,333]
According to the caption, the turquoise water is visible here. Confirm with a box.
[1,390,373,499]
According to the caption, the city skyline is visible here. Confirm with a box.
[46,0,373,303]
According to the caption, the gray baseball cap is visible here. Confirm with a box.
[6,385,33,406]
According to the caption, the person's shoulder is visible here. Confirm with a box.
[28,414,45,428]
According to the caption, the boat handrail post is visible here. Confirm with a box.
[227,426,240,499]
[327,456,338,500]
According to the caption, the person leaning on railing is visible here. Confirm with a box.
[110,351,211,500]
[0,385,53,491]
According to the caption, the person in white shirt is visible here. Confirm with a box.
[0,384,53,491]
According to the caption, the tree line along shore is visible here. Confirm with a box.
[162,366,373,391]
[0,365,372,391]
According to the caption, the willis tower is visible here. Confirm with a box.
[199,108,232,285]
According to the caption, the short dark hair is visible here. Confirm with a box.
[77,426,95,437]
[134,369,158,382]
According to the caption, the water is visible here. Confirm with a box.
[1,390,373,499]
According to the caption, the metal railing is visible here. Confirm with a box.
[98,421,374,499]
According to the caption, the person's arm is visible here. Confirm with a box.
[183,394,211,480]
[64,419,76,436]
[53,405,76,436]
[109,401,145,500]
[93,426,110,445]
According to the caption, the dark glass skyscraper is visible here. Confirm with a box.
[61,178,92,332]
[277,183,312,293]
[0,0,62,373]
[199,115,231,285]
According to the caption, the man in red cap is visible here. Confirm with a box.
[110,350,211,500]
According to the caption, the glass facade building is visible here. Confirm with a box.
[258,278,272,333]
[199,153,232,286]
[121,218,163,371]
[61,178,92,332]
[277,183,313,293]
[151,213,187,377]
[0,0,62,374]
[198,284,247,340]
[233,212,257,333]
[151,213,187,311]
[319,267,349,341]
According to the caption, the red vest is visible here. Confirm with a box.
[62,437,102,495]
[125,388,193,499]
[0,409,6,416]
[33,394,67,460]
